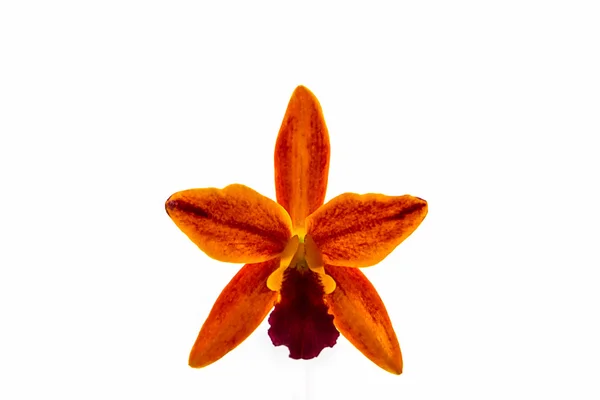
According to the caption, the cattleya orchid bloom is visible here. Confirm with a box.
[165,86,427,374]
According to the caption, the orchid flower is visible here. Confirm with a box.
[165,86,428,374]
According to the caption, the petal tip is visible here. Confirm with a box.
[165,194,177,216]
[416,197,428,217]
[291,85,319,104]
[405,195,427,208]
[386,360,403,375]
[415,196,428,209]
[188,351,212,369]
[293,84,312,95]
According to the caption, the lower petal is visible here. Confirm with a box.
[188,258,280,368]
[325,265,403,374]
[268,266,339,359]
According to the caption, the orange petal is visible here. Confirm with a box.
[166,184,292,263]
[274,86,330,231]
[325,265,403,374]
[188,258,279,368]
[306,193,427,267]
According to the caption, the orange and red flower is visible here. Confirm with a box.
[165,86,427,374]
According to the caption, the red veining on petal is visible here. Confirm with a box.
[268,267,339,359]
[166,198,290,246]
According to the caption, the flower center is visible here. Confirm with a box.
[266,235,335,294]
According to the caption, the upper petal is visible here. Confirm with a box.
[306,193,427,267]
[166,184,292,263]
[325,265,402,374]
[189,258,280,368]
[275,86,330,231]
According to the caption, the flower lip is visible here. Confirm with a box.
[268,266,339,359]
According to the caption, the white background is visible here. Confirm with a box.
[1,1,599,399]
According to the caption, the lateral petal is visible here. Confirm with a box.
[325,265,403,374]
[274,86,330,231]
[188,258,280,368]
[306,193,427,267]
[166,184,292,263]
